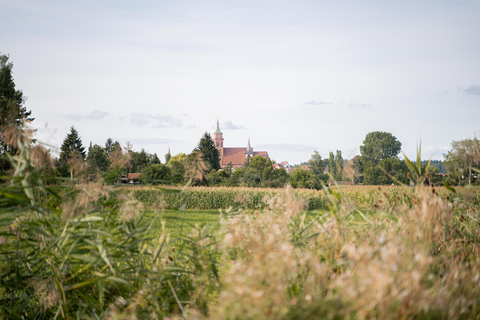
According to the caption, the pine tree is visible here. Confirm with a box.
[196,132,220,171]
[59,126,86,162]
[87,144,109,171]
[164,152,171,164]
[0,54,34,138]
[152,153,161,164]
[0,54,34,173]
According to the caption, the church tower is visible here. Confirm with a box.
[245,137,253,159]
[213,119,224,159]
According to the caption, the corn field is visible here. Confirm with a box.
[131,185,479,212]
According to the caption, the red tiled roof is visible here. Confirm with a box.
[128,173,141,180]
[222,148,248,166]
[253,151,269,160]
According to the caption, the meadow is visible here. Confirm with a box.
[2,141,480,319]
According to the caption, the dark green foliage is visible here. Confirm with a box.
[0,54,33,142]
[164,152,171,164]
[328,152,336,175]
[152,153,161,164]
[104,137,121,157]
[59,126,86,162]
[289,167,321,189]
[360,131,402,165]
[424,160,446,173]
[87,144,109,171]
[141,163,171,184]
[196,132,220,171]
[0,54,33,173]
[363,157,407,185]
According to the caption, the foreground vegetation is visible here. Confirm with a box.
[2,134,480,319]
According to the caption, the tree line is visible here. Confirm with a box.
[1,52,478,188]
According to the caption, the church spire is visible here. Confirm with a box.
[246,137,253,155]
[215,118,222,134]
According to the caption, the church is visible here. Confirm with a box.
[213,120,269,169]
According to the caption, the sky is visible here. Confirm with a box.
[1,0,479,164]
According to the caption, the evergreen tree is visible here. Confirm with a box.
[0,54,34,142]
[165,152,171,164]
[87,144,109,171]
[152,153,161,164]
[135,148,149,171]
[59,126,86,162]
[196,132,220,171]
[104,137,117,157]
[0,54,34,172]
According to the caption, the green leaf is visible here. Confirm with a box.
[443,182,456,193]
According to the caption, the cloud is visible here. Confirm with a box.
[221,119,246,130]
[463,85,480,95]
[64,109,110,121]
[86,109,109,121]
[152,114,182,128]
[64,114,84,121]
[304,100,332,105]
[421,145,449,157]
[130,113,182,128]
[185,124,197,129]
[348,103,370,108]
[130,113,151,126]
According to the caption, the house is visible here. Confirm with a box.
[273,161,292,173]
[213,120,269,168]
[120,173,141,184]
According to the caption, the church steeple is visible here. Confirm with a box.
[215,118,222,134]
[245,137,253,157]
[213,118,224,160]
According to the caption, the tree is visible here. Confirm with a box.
[87,144,109,171]
[289,167,320,189]
[343,157,360,184]
[0,54,34,144]
[58,126,86,177]
[363,157,407,185]
[135,148,149,171]
[165,151,171,164]
[104,137,121,157]
[196,132,220,171]
[444,137,480,185]
[308,151,325,176]
[141,164,170,185]
[0,54,34,172]
[168,153,187,184]
[334,150,344,180]
[247,155,269,176]
[151,153,161,164]
[360,131,402,165]
[328,152,336,176]
[59,126,86,162]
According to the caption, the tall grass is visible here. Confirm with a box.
[2,133,480,319]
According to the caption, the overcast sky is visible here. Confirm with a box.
[1,0,479,164]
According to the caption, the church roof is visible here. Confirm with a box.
[222,148,248,166]
[245,137,253,154]
[215,119,222,134]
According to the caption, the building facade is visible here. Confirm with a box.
[213,120,269,168]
